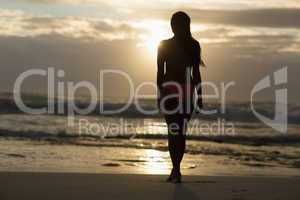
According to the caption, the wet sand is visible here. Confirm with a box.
[1,172,300,200]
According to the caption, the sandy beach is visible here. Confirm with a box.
[1,172,300,200]
[1,137,300,199]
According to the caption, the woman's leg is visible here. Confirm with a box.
[166,115,187,174]
[166,115,178,172]
[176,117,187,173]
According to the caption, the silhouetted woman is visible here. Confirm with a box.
[157,11,203,183]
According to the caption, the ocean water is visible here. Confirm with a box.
[0,92,300,140]
[0,93,300,175]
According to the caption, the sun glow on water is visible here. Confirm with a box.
[143,149,170,174]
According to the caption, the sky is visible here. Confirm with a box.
[0,0,300,103]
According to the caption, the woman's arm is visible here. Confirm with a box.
[192,43,203,109]
[157,41,165,108]
[157,41,165,89]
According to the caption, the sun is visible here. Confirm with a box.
[142,21,170,56]
[146,36,161,55]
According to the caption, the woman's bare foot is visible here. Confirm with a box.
[166,169,175,182]
[171,170,181,184]
[166,169,181,183]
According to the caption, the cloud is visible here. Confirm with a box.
[0,33,156,99]
[1,31,300,102]
[16,0,94,4]
[0,9,147,40]
[16,0,300,9]
[1,8,300,54]
[1,8,300,101]
[6,2,300,28]
[141,8,300,28]
[192,8,300,28]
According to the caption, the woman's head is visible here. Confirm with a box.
[171,11,191,38]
